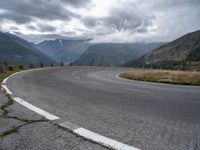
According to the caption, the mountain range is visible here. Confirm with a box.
[1,30,200,70]
[73,43,163,66]
[36,39,92,63]
[124,30,200,70]
[0,32,54,65]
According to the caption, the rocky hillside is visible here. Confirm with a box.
[73,43,163,66]
[124,30,200,70]
[0,32,54,65]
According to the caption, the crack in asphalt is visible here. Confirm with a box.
[0,94,48,138]
[0,93,108,150]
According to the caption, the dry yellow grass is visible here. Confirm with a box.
[120,69,200,85]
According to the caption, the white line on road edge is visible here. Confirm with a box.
[116,74,120,78]
[1,68,141,150]
[73,128,140,150]
[2,77,9,85]
[116,73,132,81]
[1,85,12,95]
[1,67,61,85]
[13,97,59,120]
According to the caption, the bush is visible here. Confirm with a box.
[8,65,14,71]
[19,65,24,70]
[29,64,34,69]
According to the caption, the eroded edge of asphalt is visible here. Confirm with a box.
[0,68,109,150]
[0,68,141,150]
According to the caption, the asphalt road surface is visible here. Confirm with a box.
[6,67,200,150]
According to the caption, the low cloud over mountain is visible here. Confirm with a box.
[0,0,199,43]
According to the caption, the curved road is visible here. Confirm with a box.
[6,67,200,150]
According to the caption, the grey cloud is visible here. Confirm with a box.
[83,0,200,43]
[0,11,32,24]
[60,0,91,7]
[0,0,76,24]
[0,0,199,43]
[83,5,154,34]
[26,25,38,30]
[152,0,200,10]
[14,32,79,43]
[107,8,153,32]
[25,24,56,32]
[37,24,56,32]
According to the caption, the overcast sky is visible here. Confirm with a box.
[0,0,199,43]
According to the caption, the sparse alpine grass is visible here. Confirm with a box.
[120,69,200,85]
[0,64,24,82]
[0,128,18,137]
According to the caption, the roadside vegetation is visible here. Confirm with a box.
[0,63,24,82]
[120,69,200,86]
[0,62,64,82]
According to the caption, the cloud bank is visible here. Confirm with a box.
[0,0,199,43]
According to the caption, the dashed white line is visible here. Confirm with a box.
[1,68,141,150]
[13,97,59,120]
[74,127,140,150]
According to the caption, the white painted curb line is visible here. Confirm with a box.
[13,97,59,120]
[2,77,9,84]
[1,68,141,150]
[116,74,120,78]
[1,85,12,95]
[74,128,140,150]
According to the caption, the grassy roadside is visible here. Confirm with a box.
[0,64,24,82]
[119,69,200,86]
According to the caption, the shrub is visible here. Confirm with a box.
[29,64,34,69]
[19,65,24,70]
[8,65,14,71]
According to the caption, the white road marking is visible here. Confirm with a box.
[13,97,59,120]
[2,77,9,84]
[1,68,141,150]
[59,121,79,130]
[115,74,120,78]
[1,85,12,95]
[73,127,140,150]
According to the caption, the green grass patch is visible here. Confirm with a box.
[0,128,18,137]
[0,99,14,110]
[120,69,200,85]
[0,64,24,82]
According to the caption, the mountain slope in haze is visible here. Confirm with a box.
[37,39,92,63]
[0,32,55,65]
[124,30,200,69]
[73,43,163,66]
